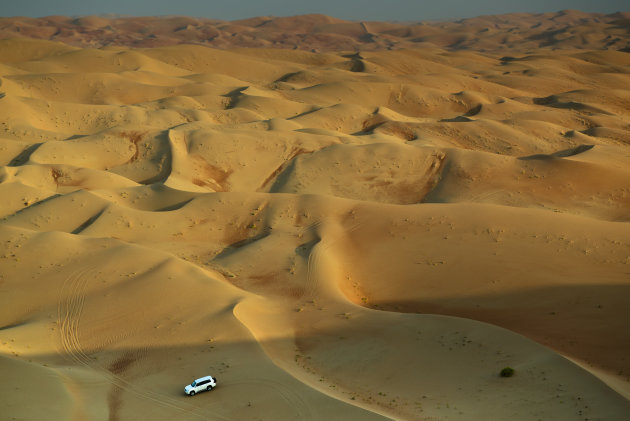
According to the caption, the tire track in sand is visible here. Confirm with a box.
[57,267,231,420]
[303,216,365,300]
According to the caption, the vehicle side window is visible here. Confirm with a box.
[199,380,208,386]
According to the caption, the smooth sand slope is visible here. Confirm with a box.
[1,26,630,420]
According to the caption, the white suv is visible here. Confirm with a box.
[184,375,217,396]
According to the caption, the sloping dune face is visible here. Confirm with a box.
[1,33,630,421]
[1,11,630,52]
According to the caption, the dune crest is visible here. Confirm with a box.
[1,17,630,420]
[1,11,630,52]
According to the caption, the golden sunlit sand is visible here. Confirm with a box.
[1,12,630,420]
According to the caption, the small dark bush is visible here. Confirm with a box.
[500,367,515,377]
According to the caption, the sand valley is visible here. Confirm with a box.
[1,11,630,420]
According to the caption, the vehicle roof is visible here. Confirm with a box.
[195,375,214,382]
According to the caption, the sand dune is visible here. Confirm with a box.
[1,11,630,52]
[1,14,630,420]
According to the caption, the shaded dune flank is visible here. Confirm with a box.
[1,15,630,421]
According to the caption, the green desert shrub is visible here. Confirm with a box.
[500,367,515,377]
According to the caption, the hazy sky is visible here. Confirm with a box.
[1,0,628,21]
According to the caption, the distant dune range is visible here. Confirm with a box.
[1,11,630,421]
[1,10,630,52]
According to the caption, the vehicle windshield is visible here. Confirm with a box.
[191,381,196,387]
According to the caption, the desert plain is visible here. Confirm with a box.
[1,10,630,421]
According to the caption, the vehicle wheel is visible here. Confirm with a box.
[190,391,195,396]
[207,386,213,391]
